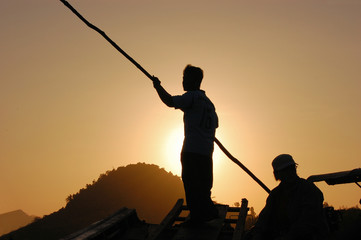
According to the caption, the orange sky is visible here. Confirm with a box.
[1,0,360,217]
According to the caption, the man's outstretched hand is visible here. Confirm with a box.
[152,76,161,88]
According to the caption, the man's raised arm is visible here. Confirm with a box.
[152,76,174,107]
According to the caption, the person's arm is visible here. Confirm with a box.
[152,76,174,107]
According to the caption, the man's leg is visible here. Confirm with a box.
[181,152,202,222]
[198,154,218,220]
[181,152,218,223]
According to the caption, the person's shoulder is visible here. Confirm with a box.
[183,90,198,96]
[175,91,194,99]
[299,178,323,194]
[182,90,206,100]
[299,177,315,186]
[298,177,314,187]
[186,90,203,94]
[269,183,282,196]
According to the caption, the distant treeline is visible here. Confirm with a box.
[0,163,185,240]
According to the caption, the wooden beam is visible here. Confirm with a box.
[232,199,249,240]
[146,199,184,240]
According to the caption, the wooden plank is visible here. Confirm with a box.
[61,208,136,240]
[232,199,249,240]
[146,199,184,240]
[171,204,228,240]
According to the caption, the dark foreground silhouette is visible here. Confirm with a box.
[247,154,330,240]
[153,65,219,226]
[0,163,184,240]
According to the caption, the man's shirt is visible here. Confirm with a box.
[173,90,218,156]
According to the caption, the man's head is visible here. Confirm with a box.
[272,154,298,181]
[183,64,203,91]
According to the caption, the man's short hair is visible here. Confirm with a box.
[184,64,203,84]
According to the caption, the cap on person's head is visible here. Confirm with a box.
[272,154,296,171]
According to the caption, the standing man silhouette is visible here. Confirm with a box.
[152,65,219,226]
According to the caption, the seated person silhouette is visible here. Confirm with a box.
[249,154,329,240]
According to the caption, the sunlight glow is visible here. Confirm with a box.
[163,125,226,177]
[213,146,223,172]
[164,126,184,176]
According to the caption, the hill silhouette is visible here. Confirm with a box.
[0,163,184,240]
[0,210,36,236]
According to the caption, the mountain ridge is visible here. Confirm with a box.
[0,162,185,240]
[0,209,36,236]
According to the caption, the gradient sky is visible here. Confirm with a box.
[1,0,360,217]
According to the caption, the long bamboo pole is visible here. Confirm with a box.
[60,0,153,80]
[215,138,271,193]
[60,0,271,194]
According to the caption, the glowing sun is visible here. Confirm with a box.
[164,126,184,175]
[163,125,224,176]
